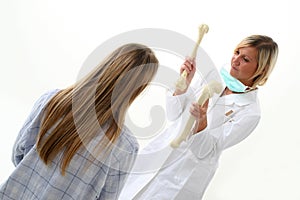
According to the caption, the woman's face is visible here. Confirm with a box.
[230,46,258,87]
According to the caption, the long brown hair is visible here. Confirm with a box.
[36,43,159,174]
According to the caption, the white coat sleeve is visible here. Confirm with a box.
[219,114,260,150]
[189,113,261,160]
[165,67,218,122]
[165,88,194,121]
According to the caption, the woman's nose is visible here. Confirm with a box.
[232,55,240,65]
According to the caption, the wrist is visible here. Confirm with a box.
[173,88,187,96]
[194,117,207,133]
[174,84,190,96]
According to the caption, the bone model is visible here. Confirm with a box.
[175,24,209,91]
[171,80,223,148]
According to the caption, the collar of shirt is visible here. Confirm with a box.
[219,74,259,106]
[210,87,258,108]
[224,88,258,106]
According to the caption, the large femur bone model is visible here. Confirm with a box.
[175,24,209,91]
[171,80,223,148]
[171,24,223,148]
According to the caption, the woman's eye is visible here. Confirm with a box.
[235,50,240,55]
[243,57,249,62]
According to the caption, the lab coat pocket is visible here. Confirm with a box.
[190,132,216,161]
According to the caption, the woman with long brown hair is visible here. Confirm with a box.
[0,43,159,200]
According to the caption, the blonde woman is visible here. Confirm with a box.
[121,35,278,199]
[0,43,159,200]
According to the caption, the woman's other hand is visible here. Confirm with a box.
[189,99,209,133]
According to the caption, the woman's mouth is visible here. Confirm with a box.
[231,65,238,71]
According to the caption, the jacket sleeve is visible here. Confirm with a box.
[166,67,219,122]
[189,112,261,161]
[12,90,59,166]
[165,87,195,121]
[219,114,260,150]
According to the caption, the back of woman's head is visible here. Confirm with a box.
[80,43,159,133]
[96,43,159,107]
[37,43,159,174]
[235,35,278,88]
[93,43,159,138]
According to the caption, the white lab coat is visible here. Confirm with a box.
[119,79,261,200]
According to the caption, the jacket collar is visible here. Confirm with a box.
[211,86,258,107]
[225,87,258,106]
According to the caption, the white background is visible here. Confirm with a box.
[0,0,299,199]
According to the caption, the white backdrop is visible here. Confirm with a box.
[1,0,299,199]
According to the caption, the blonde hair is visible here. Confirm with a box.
[234,35,278,88]
[36,43,159,174]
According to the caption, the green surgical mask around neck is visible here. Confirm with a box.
[220,67,248,93]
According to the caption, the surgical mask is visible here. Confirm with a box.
[220,67,247,93]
